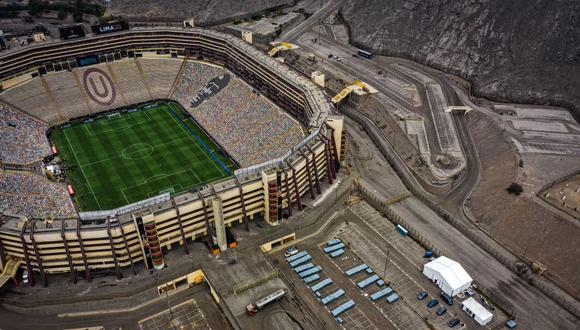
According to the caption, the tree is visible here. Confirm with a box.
[506,182,523,196]
[28,0,43,16]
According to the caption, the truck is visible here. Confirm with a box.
[246,289,286,316]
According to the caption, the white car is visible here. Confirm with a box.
[284,247,298,257]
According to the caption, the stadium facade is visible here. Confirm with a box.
[0,27,345,286]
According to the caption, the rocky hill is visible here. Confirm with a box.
[341,0,580,117]
[108,0,292,24]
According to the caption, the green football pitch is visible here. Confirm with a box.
[51,101,237,211]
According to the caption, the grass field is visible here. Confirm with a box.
[51,101,237,211]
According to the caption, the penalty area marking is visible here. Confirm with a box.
[83,109,153,136]
[122,169,201,202]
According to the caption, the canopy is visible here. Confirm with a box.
[423,256,473,296]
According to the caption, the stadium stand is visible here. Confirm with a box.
[171,61,305,167]
[0,58,183,124]
[0,171,76,219]
[43,70,93,120]
[0,103,50,164]
[139,58,183,99]
[107,60,151,105]
[0,78,61,123]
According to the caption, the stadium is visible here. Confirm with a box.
[0,27,344,286]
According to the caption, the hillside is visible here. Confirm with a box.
[341,0,580,117]
[108,0,292,24]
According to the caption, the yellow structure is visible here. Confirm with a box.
[331,81,377,104]
[260,233,296,252]
[268,41,299,57]
[0,257,21,288]
[157,269,205,296]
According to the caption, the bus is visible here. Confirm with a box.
[357,49,374,59]
[246,289,286,315]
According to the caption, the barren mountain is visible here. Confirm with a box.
[341,0,580,118]
[108,0,292,24]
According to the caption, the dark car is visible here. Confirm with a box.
[417,291,428,300]
[440,292,454,305]
[427,298,439,308]
[448,318,460,328]
[436,306,447,316]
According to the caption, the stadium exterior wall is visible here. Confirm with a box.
[0,27,343,282]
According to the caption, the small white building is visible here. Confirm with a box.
[422,256,473,296]
[461,297,493,326]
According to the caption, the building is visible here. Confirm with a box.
[422,256,473,296]
[461,297,493,326]
[0,27,345,287]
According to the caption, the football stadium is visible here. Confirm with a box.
[0,27,344,286]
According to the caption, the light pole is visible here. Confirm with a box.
[383,248,390,281]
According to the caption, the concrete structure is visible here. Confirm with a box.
[32,33,46,42]
[422,256,473,296]
[311,71,325,88]
[461,297,493,326]
[0,27,343,286]
[242,31,253,43]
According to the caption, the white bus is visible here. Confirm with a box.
[246,289,286,315]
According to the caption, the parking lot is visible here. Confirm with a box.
[280,246,380,329]
[138,299,211,330]
[271,202,509,329]
[324,238,429,330]
[345,202,509,329]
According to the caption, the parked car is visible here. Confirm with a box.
[447,318,460,328]
[417,291,428,300]
[284,247,298,257]
[436,306,447,316]
[427,298,439,308]
[440,291,454,305]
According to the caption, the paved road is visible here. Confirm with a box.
[279,0,346,42]
[308,21,580,327]
[0,284,225,330]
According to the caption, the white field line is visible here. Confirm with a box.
[85,110,153,136]
[64,129,102,210]
[80,137,188,168]
[166,104,224,175]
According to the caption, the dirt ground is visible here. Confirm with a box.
[539,173,580,219]
[467,111,580,296]
[286,53,437,186]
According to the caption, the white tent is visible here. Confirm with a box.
[422,256,473,296]
[461,297,493,325]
